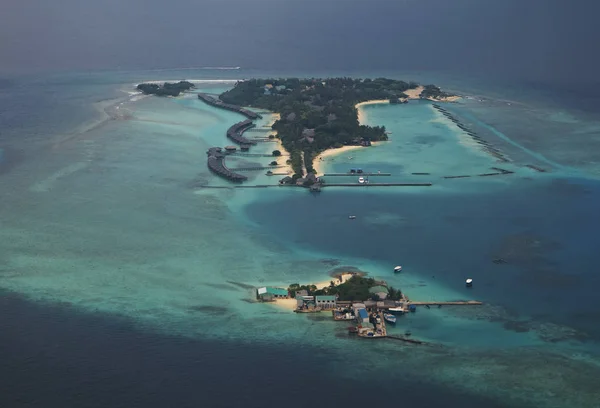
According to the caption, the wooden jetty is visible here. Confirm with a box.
[409,301,483,306]
[443,175,471,179]
[322,182,432,187]
[323,172,391,177]
[412,172,431,175]
[229,152,286,157]
[197,93,261,120]
[231,165,285,171]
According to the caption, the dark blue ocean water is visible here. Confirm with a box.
[0,291,504,408]
[2,70,600,407]
[246,177,600,338]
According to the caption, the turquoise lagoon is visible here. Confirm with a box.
[1,72,600,407]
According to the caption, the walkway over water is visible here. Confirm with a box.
[197,93,262,120]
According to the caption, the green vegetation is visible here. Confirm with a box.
[288,283,317,298]
[272,150,282,156]
[137,81,195,97]
[420,84,454,100]
[270,161,278,166]
[219,78,426,175]
[288,276,402,302]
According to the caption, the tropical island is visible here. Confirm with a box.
[137,81,195,97]
[218,78,457,177]
[288,275,403,301]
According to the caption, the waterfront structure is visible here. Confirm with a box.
[315,295,337,309]
[257,287,289,301]
[206,147,248,182]
[296,295,316,309]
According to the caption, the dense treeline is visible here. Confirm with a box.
[220,78,421,176]
[137,81,195,97]
[420,84,453,99]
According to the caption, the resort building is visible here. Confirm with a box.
[296,295,316,310]
[315,295,337,309]
[352,303,370,323]
[257,287,289,301]
[356,308,369,324]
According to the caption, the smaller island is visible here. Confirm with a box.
[136,81,195,97]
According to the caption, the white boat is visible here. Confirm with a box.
[383,313,397,324]
[358,177,365,184]
[466,278,473,287]
[394,265,402,273]
[388,307,404,314]
[348,215,356,220]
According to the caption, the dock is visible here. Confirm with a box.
[409,301,483,306]
[231,165,285,172]
[322,182,432,187]
[197,93,262,120]
[323,172,391,177]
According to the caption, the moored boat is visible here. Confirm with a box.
[358,177,365,184]
[388,307,404,314]
[466,278,473,287]
[383,313,397,324]
[394,265,402,273]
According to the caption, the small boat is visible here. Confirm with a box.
[466,278,473,287]
[394,265,402,273]
[388,307,404,314]
[348,215,356,220]
[358,177,365,184]
[383,313,396,324]
[405,330,412,336]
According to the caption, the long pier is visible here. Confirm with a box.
[323,172,392,177]
[409,301,483,306]
[197,93,262,120]
[322,182,432,187]
[231,165,285,171]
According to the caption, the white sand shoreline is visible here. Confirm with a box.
[266,113,294,176]
[271,273,355,311]
[312,99,391,175]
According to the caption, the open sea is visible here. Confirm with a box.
[1,68,600,407]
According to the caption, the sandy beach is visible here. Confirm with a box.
[312,100,391,176]
[313,145,366,176]
[267,113,294,176]
[355,99,390,123]
[271,272,354,310]
[406,85,461,102]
